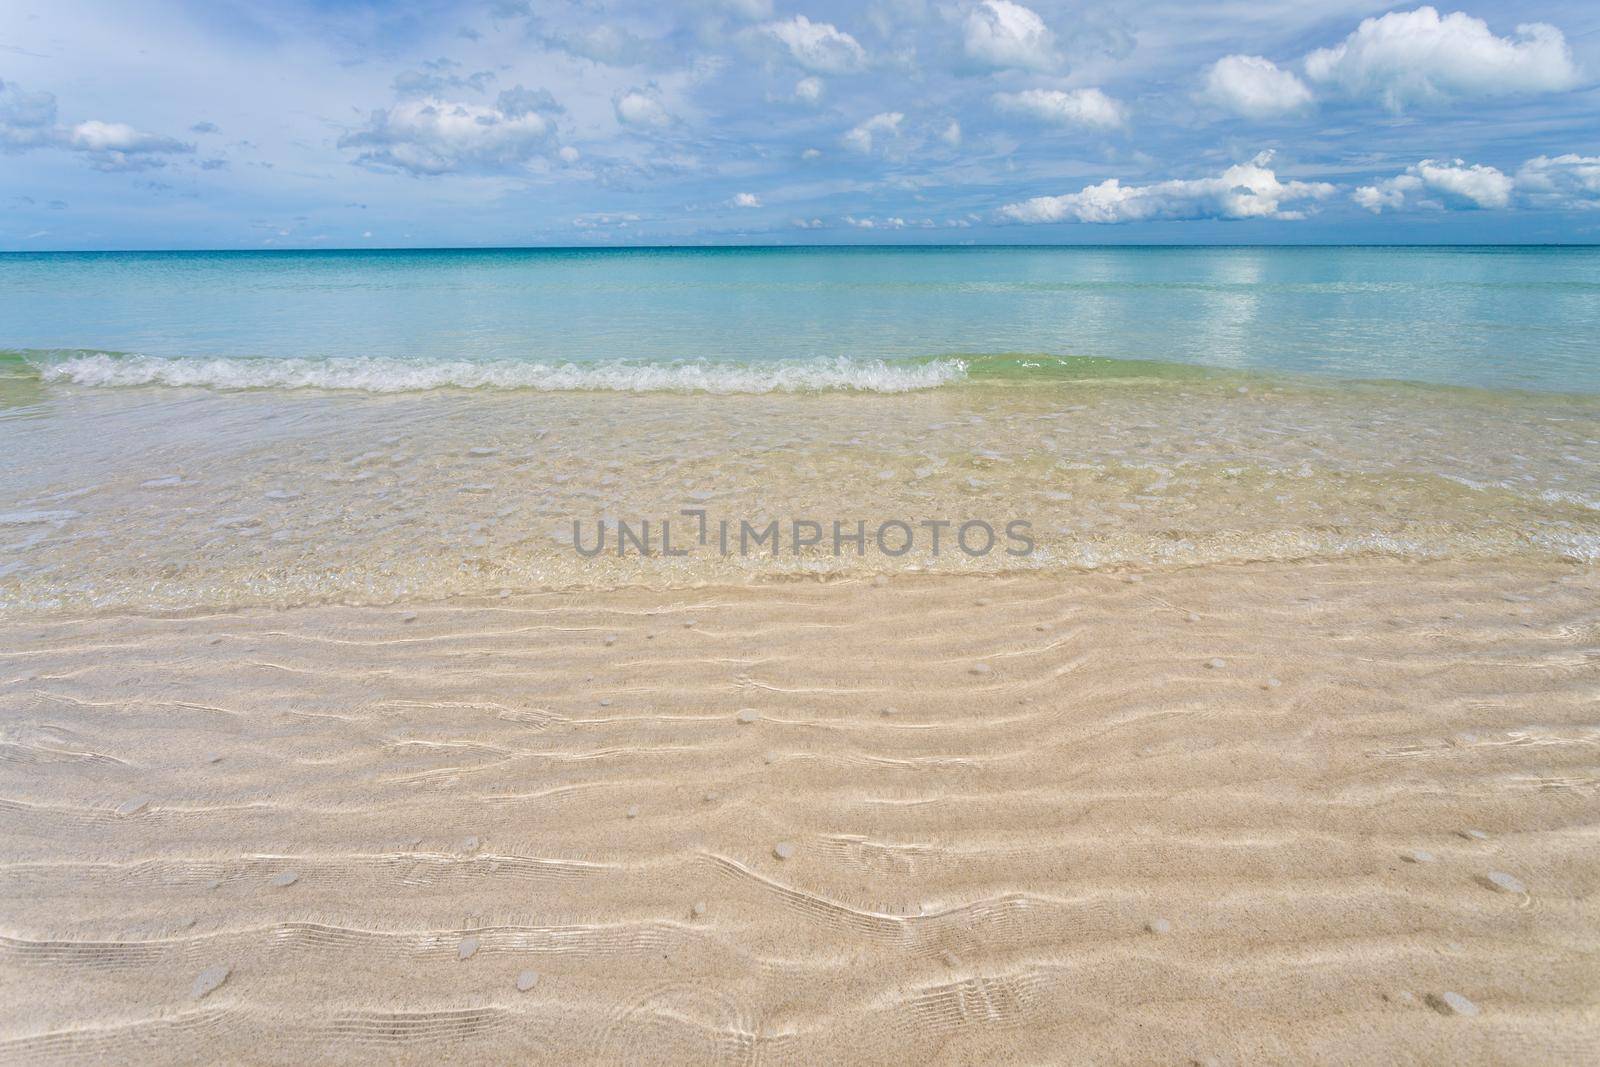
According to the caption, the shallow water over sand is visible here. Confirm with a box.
[2,367,1597,614]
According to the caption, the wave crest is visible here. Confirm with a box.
[36,353,969,395]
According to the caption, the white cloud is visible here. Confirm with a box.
[1,78,190,170]
[941,120,962,147]
[732,191,761,207]
[794,76,824,104]
[1515,154,1600,210]
[993,88,1125,129]
[762,15,866,74]
[1001,151,1335,223]
[842,111,903,153]
[614,88,672,127]
[558,145,581,164]
[1201,55,1314,119]
[845,215,907,229]
[801,147,822,160]
[963,1,1057,72]
[1305,6,1581,110]
[340,92,557,176]
[1353,158,1513,212]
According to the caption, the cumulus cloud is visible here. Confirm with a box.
[963,1,1057,72]
[1304,6,1581,110]
[340,90,560,175]
[1201,55,1313,118]
[614,88,673,127]
[1353,158,1513,212]
[941,120,962,147]
[1,78,191,170]
[762,15,866,74]
[842,111,903,153]
[1001,151,1335,223]
[1514,154,1600,210]
[731,191,761,207]
[992,88,1125,129]
[793,76,824,104]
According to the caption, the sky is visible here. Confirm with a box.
[1,1,1598,248]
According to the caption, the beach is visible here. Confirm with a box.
[2,561,1597,1064]
[1,247,1598,1063]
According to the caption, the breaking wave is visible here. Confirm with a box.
[33,352,971,394]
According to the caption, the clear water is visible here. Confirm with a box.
[2,246,1598,393]
[1,246,1597,614]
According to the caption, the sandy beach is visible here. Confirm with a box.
[2,558,1596,1064]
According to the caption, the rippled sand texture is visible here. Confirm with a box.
[1,560,1596,1064]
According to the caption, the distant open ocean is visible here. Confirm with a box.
[2,246,1597,614]
[3,245,1598,394]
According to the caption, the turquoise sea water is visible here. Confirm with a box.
[2,245,1598,394]
[2,245,1598,613]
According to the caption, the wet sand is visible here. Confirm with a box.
[1,558,1597,1064]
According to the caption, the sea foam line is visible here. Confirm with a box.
[38,353,969,394]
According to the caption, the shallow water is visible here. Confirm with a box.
[1,247,1597,613]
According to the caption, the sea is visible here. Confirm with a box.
[2,246,1597,612]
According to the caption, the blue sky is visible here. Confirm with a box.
[2,1,1598,248]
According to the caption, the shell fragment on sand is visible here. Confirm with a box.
[773,842,796,860]
[516,969,539,991]
[270,871,299,887]
[191,964,231,1000]
[1146,918,1172,935]
[736,709,759,724]
[1429,991,1480,1017]
[458,936,479,960]
[1482,870,1526,894]
[1402,850,1436,864]
[114,796,150,816]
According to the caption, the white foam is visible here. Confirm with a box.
[40,353,969,395]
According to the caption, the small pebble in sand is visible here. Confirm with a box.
[773,842,796,860]
[205,753,224,764]
[763,753,778,765]
[460,836,480,853]
[190,964,231,1000]
[1184,612,1201,623]
[691,902,707,918]
[626,805,640,819]
[736,709,759,724]
[1146,918,1172,935]
[599,698,612,707]
[1459,829,1489,841]
[1402,850,1435,864]
[516,970,540,991]
[684,619,697,628]
[975,598,991,607]
[703,791,720,803]
[1429,991,1479,1017]
[1261,677,1281,689]
[604,635,618,646]
[1482,870,1526,894]
[467,447,499,457]
[1205,658,1226,670]
[880,706,897,717]
[271,871,299,888]
[400,611,418,623]
[115,797,150,817]
[458,936,479,960]
[970,663,991,676]
[1124,574,1142,584]
[939,950,960,968]
[498,588,511,599]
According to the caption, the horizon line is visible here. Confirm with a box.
[4,241,1600,255]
